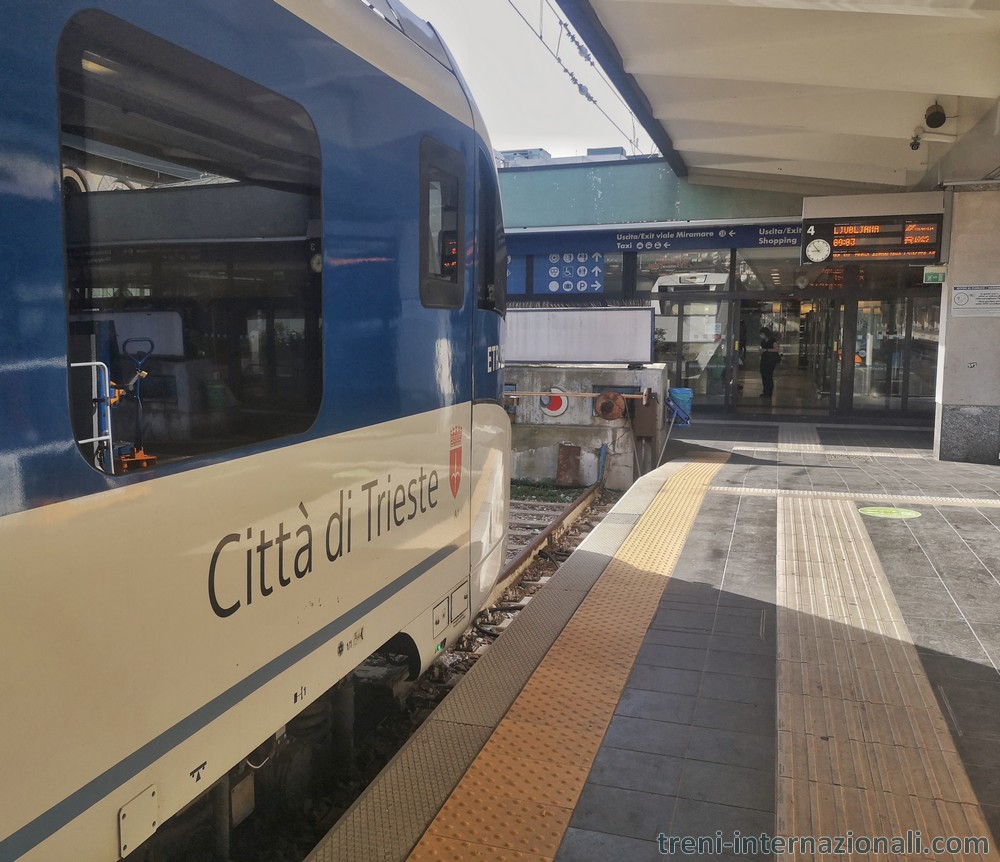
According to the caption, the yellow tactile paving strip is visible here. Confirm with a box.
[406,456,728,862]
[776,496,999,861]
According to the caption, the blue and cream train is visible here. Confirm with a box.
[0,2,509,859]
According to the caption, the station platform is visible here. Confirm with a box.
[308,422,1000,862]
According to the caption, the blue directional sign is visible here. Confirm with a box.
[533,251,604,294]
[507,222,802,256]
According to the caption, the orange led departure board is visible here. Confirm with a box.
[801,216,942,265]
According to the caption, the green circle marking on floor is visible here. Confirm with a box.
[858,506,922,519]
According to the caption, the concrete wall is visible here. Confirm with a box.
[499,158,804,229]
[936,189,1000,464]
[506,364,677,490]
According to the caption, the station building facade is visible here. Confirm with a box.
[498,152,999,466]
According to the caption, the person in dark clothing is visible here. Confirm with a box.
[759,328,780,398]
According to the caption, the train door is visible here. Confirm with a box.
[468,148,510,606]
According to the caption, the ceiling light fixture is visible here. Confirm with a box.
[925,102,947,129]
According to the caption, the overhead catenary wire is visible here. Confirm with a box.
[540,0,634,114]
[503,0,650,155]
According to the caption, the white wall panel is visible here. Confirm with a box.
[506,308,653,364]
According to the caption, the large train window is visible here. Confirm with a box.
[419,138,465,309]
[58,11,323,475]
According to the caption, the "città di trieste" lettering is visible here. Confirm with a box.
[208,467,440,618]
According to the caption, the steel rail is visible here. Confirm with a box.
[485,480,603,607]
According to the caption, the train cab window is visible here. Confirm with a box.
[419,138,465,309]
[57,11,323,475]
[477,150,507,314]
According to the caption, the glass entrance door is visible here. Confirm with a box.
[680,299,730,406]
[841,295,939,414]
[804,297,840,407]
[732,294,938,416]
[908,295,940,415]
[734,299,831,412]
[654,298,732,407]
[851,299,904,412]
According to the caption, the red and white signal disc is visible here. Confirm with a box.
[540,388,568,417]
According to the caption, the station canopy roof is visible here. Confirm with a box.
[557,0,1000,196]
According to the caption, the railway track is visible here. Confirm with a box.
[498,481,606,589]
[507,499,577,556]
[468,482,610,638]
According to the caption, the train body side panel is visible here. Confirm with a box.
[0,2,509,860]
[1,0,481,514]
[0,408,474,860]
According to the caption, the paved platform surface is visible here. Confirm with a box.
[310,422,1000,862]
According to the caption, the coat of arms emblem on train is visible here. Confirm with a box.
[449,426,463,497]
